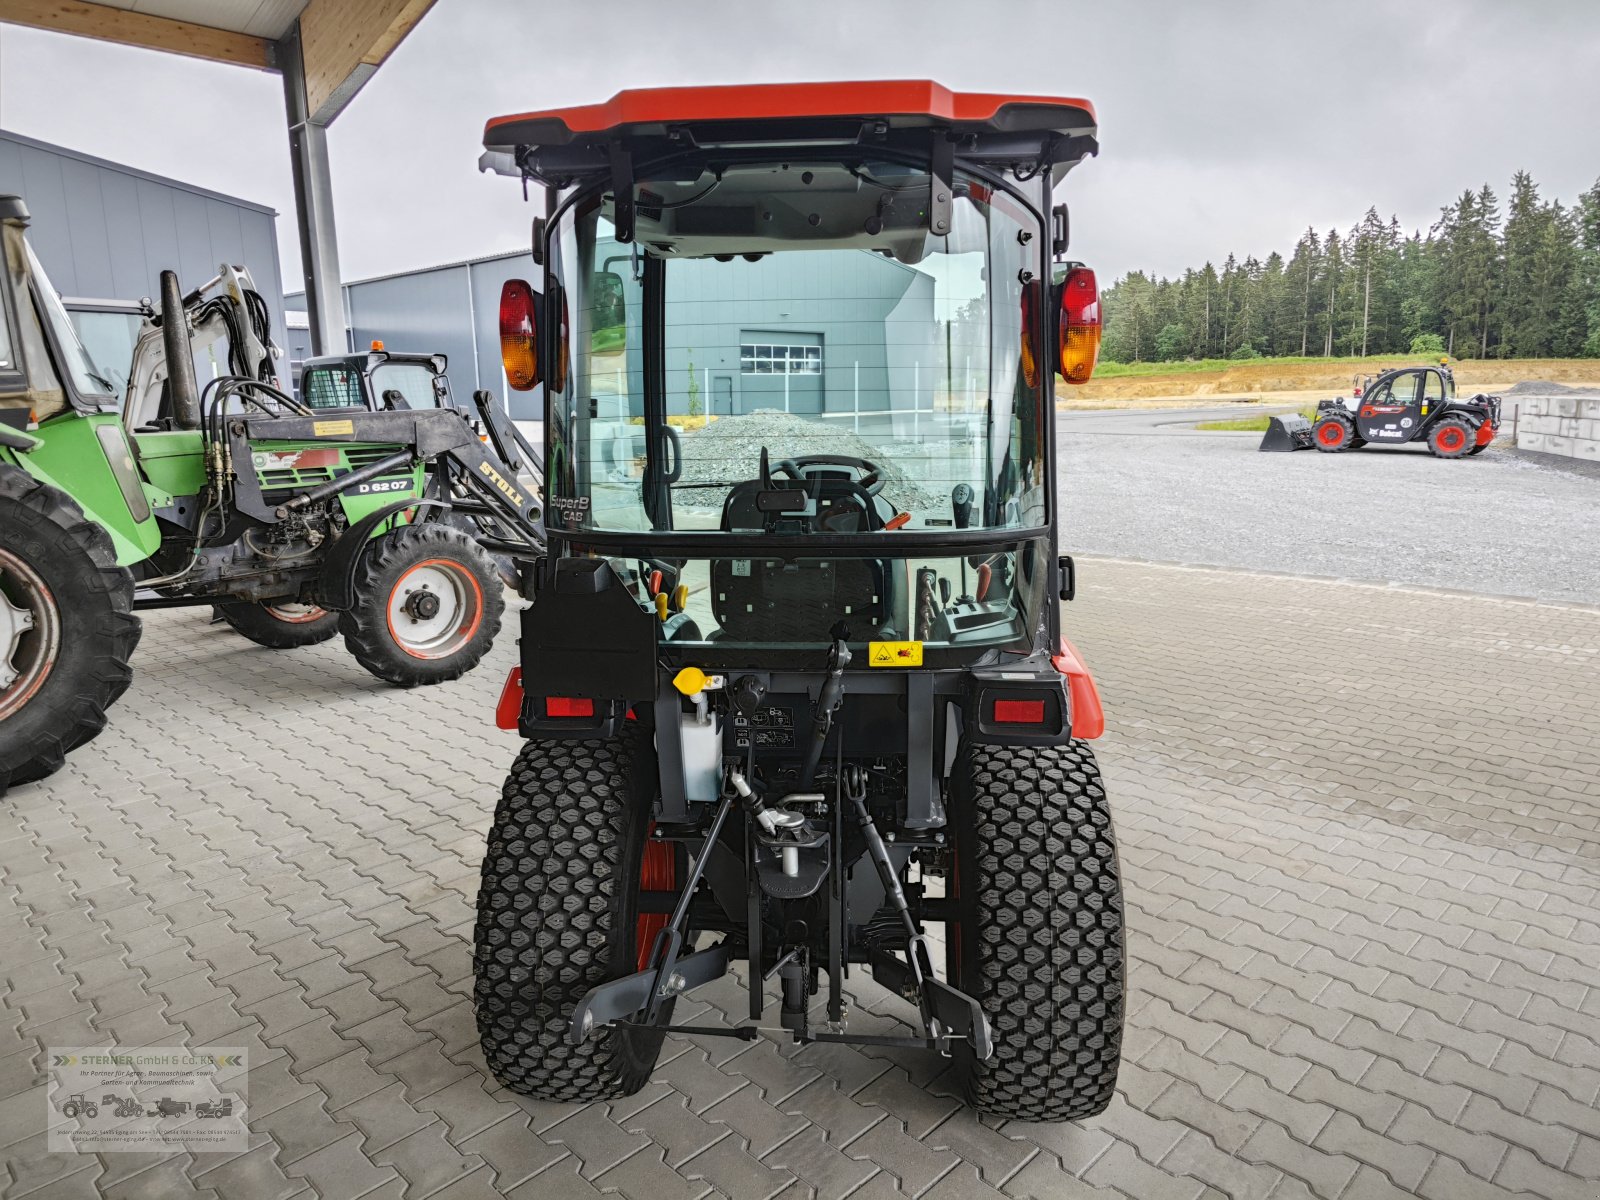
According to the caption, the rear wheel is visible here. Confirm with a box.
[340,522,502,686]
[1428,417,1473,459]
[950,740,1124,1121]
[217,600,339,648]
[0,466,140,797]
[473,727,676,1100]
[1314,413,1355,452]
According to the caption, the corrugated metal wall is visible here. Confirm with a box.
[287,250,543,420]
[0,129,287,349]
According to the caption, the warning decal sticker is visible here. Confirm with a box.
[869,640,923,668]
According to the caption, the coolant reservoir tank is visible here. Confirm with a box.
[673,667,725,803]
[680,710,722,802]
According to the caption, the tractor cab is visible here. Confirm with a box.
[485,82,1103,663]
[298,348,454,413]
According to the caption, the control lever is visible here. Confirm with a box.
[952,484,974,601]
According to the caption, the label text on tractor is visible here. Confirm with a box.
[478,462,525,507]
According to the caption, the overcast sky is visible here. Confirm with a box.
[1,0,1598,292]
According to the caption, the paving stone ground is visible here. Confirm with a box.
[3,559,1599,1199]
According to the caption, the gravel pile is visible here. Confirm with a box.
[676,410,951,513]
[1505,380,1600,399]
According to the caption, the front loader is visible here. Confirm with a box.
[472,82,1123,1121]
[0,196,544,793]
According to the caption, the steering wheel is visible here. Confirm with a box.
[775,454,887,497]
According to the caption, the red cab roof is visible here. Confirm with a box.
[483,80,1097,153]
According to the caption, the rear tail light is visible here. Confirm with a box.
[499,279,540,391]
[545,696,595,718]
[992,698,1047,725]
[1057,266,1101,385]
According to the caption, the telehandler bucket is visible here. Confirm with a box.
[1259,413,1315,451]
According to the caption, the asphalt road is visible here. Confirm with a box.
[1057,406,1600,605]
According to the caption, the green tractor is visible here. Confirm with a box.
[0,196,543,794]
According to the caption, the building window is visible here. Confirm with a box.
[740,343,821,375]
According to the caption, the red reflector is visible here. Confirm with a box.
[546,696,594,718]
[494,667,523,730]
[993,698,1046,724]
[1051,636,1106,740]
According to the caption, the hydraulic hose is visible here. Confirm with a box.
[799,633,852,789]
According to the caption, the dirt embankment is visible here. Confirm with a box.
[1059,358,1600,410]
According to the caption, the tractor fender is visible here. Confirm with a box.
[316,498,450,610]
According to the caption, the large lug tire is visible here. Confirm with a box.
[1314,413,1355,452]
[339,522,502,687]
[473,727,676,1101]
[950,740,1125,1121]
[1428,417,1473,459]
[0,466,141,797]
[217,600,340,649]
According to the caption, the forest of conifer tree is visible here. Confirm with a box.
[1098,172,1600,363]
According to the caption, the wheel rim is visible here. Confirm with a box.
[384,559,483,659]
[1437,426,1466,452]
[1317,421,1345,447]
[264,602,328,624]
[0,548,61,720]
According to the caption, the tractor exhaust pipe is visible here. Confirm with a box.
[159,269,202,431]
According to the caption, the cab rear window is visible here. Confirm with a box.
[303,366,364,410]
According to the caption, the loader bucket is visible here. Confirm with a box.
[1259,414,1315,452]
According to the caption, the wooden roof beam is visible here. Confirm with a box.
[296,0,435,124]
[0,0,273,69]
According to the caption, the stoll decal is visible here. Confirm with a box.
[47,1046,248,1152]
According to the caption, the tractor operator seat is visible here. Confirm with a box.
[710,465,898,643]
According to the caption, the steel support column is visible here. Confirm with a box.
[279,25,346,357]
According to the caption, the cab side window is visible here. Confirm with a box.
[1420,371,1446,410]
[303,367,364,410]
[1387,373,1421,406]
[0,296,15,372]
[0,275,22,391]
[370,363,441,409]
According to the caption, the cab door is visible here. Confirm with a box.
[1355,370,1422,444]
[1416,368,1448,433]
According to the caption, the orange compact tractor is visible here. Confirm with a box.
[473,83,1120,1122]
